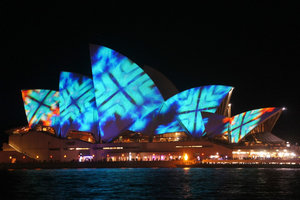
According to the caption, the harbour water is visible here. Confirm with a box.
[1,168,300,199]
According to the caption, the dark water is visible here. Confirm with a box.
[1,168,300,199]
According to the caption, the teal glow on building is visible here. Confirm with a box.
[20,44,285,145]
[59,71,99,140]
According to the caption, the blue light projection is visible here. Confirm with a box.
[229,107,281,143]
[201,112,229,137]
[155,119,186,134]
[21,89,60,134]
[21,44,284,144]
[90,45,164,142]
[59,72,99,140]
[128,108,163,135]
[156,85,233,137]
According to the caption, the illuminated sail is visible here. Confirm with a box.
[90,45,164,142]
[21,89,60,134]
[230,107,281,143]
[59,71,99,140]
[156,85,233,137]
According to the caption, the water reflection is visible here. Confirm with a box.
[1,168,300,199]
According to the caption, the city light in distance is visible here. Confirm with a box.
[184,153,188,161]
[103,147,123,150]
[282,107,287,111]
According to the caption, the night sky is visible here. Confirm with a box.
[1,2,299,145]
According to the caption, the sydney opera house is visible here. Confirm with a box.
[0,44,297,163]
